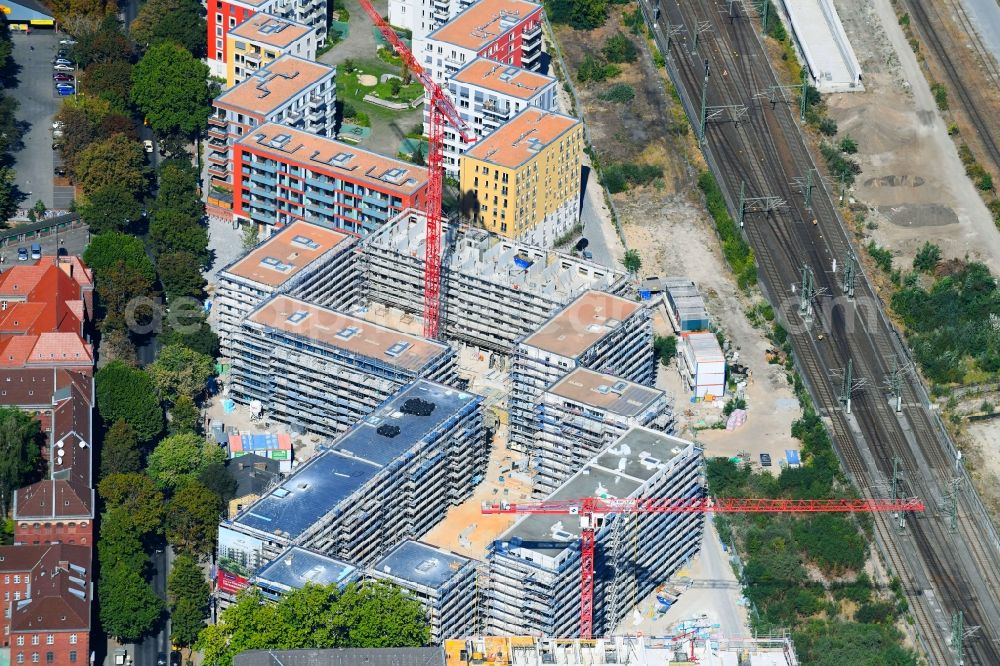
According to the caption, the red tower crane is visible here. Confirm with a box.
[483,496,925,639]
[358,1,476,339]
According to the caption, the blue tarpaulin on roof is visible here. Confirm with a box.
[785,449,801,465]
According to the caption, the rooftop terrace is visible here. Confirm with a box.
[221,220,351,289]
[426,0,541,51]
[450,58,554,100]
[247,295,449,373]
[521,290,642,358]
[463,108,580,169]
[229,13,312,48]
[232,381,482,539]
[546,368,664,417]
[364,210,626,300]
[216,56,334,116]
[372,540,471,590]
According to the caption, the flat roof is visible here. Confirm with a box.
[450,58,554,100]
[783,0,862,93]
[247,295,449,373]
[216,55,334,116]
[234,381,481,539]
[521,290,642,358]
[371,540,470,589]
[496,428,697,557]
[237,123,427,196]
[546,368,663,417]
[463,108,580,169]
[229,12,312,48]
[426,0,541,51]
[683,331,725,363]
[255,546,358,591]
[221,220,351,289]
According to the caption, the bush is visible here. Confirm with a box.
[866,242,893,273]
[912,241,941,273]
[697,170,757,289]
[623,7,644,35]
[818,118,838,136]
[930,82,948,111]
[653,336,677,366]
[821,142,861,186]
[602,163,663,192]
[548,0,609,30]
[838,136,858,154]
[602,32,638,63]
[978,172,994,192]
[578,54,620,83]
[598,83,635,103]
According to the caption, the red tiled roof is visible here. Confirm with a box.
[0,337,39,368]
[14,478,93,520]
[0,545,53,572]
[9,544,90,633]
[27,332,93,366]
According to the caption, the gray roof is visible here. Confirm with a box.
[254,546,358,593]
[233,381,481,539]
[235,648,445,666]
[495,428,696,557]
[229,454,281,498]
[371,540,470,590]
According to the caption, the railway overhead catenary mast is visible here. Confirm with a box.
[357,0,476,339]
[483,496,926,639]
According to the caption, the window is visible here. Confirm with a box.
[14,576,19,584]
[216,39,223,49]
[45,653,53,664]
[16,636,23,646]
[45,636,52,645]
[229,16,236,27]
[14,592,20,601]
[216,12,222,24]
[69,635,76,645]
[31,654,38,664]
[4,576,8,584]
[30,635,37,645]
[69,653,77,664]
[15,653,22,664]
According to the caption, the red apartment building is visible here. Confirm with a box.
[0,257,95,665]
[232,122,428,237]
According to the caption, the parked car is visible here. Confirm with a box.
[56,87,74,97]
[53,64,74,73]
[52,73,73,82]
[52,121,64,130]
[760,452,772,467]
[582,249,594,260]
[56,84,75,94]
[59,38,77,46]
[54,166,67,177]
[53,129,64,138]
[53,58,74,66]
[143,139,154,153]
[17,247,28,261]
[30,244,41,260]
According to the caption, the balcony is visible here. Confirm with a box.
[208,115,228,127]
[207,163,230,177]
[207,126,229,140]
[207,151,228,164]
[522,23,542,41]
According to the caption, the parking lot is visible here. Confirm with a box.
[9,30,75,211]
[0,225,90,264]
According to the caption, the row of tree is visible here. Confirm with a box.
[0,18,24,222]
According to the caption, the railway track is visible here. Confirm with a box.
[904,0,1000,172]
[639,0,1000,662]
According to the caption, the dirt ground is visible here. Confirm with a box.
[827,0,1000,272]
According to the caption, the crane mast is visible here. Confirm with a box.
[483,496,925,639]
[357,0,476,338]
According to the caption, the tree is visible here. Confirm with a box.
[94,258,158,333]
[155,161,202,213]
[602,32,638,63]
[197,461,237,504]
[100,419,142,478]
[55,103,99,174]
[96,361,164,443]
[622,248,642,274]
[99,562,166,643]
[912,242,941,274]
[196,583,430,666]
[159,310,220,357]
[148,343,215,404]
[0,167,17,223]
[83,232,156,283]
[100,328,139,366]
[389,77,402,96]
[149,209,210,264]
[653,335,678,366]
[97,506,150,574]
[549,0,608,30]
[241,223,259,250]
[0,408,41,516]
[98,473,165,536]
[70,14,134,67]
[169,394,200,435]
[132,42,211,137]
[168,554,210,650]
[159,251,207,301]
[131,0,207,56]
[78,184,143,234]
[412,143,425,167]
[838,135,858,154]
[147,433,225,490]
[166,480,222,555]
[80,60,133,111]
[74,133,147,196]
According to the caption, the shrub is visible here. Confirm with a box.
[912,241,941,273]
[578,54,620,83]
[623,7,644,35]
[698,170,757,289]
[977,172,994,192]
[866,242,893,273]
[598,83,635,103]
[653,336,677,366]
[602,32,638,63]
[838,136,858,154]
[930,82,948,111]
[818,118,838,136]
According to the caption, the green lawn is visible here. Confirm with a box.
[337,61,424,113]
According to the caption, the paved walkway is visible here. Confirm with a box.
[319,0,424,158]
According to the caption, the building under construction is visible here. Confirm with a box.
[219,380,487,595]
[215,221,358,359]
[508,291,654,452]
[229,295,455,437]
[486,427,703,637]
[534,368,673,498]
[359,209,629,352]
[368,540,477,642]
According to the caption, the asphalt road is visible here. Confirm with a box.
[578,165,618,270]
[0,225,91,264]
[9,30,66,211]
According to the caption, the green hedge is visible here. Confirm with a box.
[697,170,757,289]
